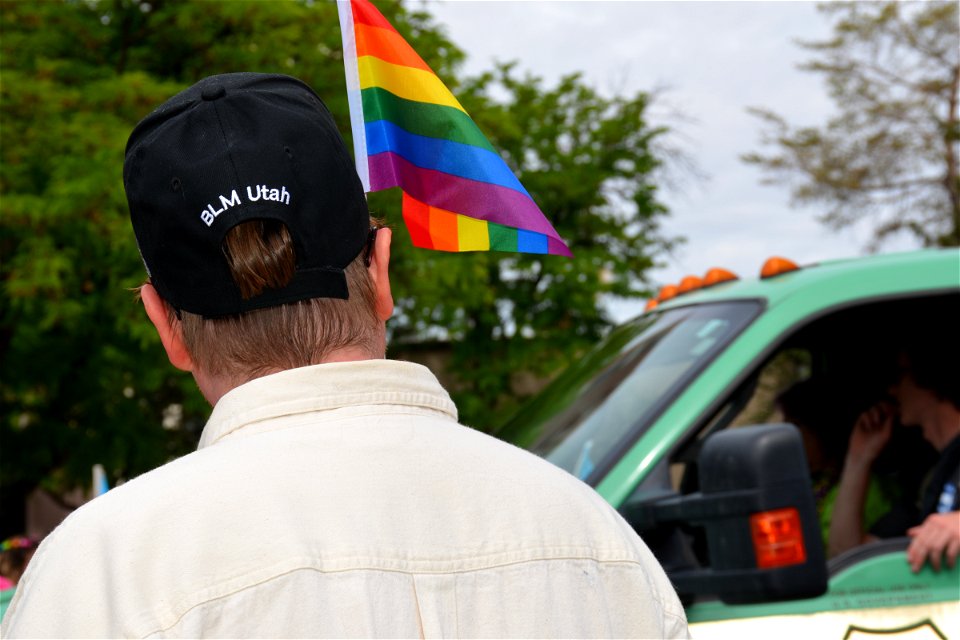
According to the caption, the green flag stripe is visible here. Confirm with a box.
[361,87,496,153]
[488,223,518,252]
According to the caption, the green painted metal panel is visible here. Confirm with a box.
[685,551,960,623]
[654,249,960,313]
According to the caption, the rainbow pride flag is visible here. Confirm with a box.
[337,0,572,257]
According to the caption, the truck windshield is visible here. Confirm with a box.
[513,301,760,483]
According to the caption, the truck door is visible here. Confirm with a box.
[625,293,960,637]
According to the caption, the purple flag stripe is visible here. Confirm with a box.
[367,151,564,242]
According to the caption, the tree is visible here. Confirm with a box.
[743,1,960,249]
[1,0,675,536]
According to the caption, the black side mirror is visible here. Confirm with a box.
[625,423,828,604]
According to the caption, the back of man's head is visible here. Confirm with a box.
[123,73,382,382]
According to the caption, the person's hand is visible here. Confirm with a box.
[846,402,894,467]
[906,511,960,573]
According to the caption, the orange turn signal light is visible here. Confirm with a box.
[750,507,807,569]
[657,284,679,302]
[677,275,704,294]
[703,267,739,287]
[760,256,800,279]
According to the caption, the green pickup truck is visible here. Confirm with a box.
[502,248,960,638]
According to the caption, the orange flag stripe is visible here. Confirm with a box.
[355,22,432,73]
[427,203,459,252]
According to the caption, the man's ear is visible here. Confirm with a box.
[368,227,394,321]
[141,284,194,372]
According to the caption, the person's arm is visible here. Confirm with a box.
[828,403,893,557]
[906,511,960,572]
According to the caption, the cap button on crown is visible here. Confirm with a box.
[201,84,226,101]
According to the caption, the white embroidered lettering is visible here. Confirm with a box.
[219,190,241,209]
[201,184,289,223]
[199,188,243,226]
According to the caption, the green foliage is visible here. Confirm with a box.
[743,1,960,249]
[1,0,674,527]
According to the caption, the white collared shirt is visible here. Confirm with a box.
[3,360,687,638]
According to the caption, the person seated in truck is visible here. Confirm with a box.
[776,379,893,549]
[829,336,960,572]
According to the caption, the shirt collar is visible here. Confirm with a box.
[198,359,458,449]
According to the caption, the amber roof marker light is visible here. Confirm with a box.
[760,256,800,279]
[677,275,704,294]
[702,267,739,288]
[656,284,680,302]
[643,267,743,314]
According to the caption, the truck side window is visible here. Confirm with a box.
[729,349,812,428]
[668,348,813,495]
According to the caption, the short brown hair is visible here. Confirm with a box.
[172,219,382,384]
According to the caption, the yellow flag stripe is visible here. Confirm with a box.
[457,214,490,251]
[358,56,466,114]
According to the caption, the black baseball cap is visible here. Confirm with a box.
[123,73,369,317]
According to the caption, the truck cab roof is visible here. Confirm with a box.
[651,248,959,313]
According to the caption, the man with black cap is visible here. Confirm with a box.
[2,73,687,638]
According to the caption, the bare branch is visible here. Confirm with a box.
[743,1,959,249]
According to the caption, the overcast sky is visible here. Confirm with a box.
[424,0,919,321]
